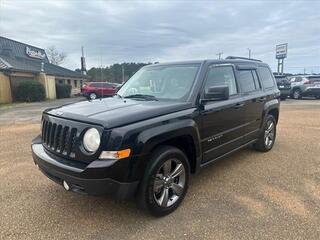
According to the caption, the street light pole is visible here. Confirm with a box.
[216,52,223,60]
[122,65,125,83]
[247,48,251,59]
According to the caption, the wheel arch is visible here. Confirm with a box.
[262,99,280,126]
[136,119,202,174]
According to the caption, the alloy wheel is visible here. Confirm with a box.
[293,90,300,99]
[153,159,186,208]
[264,120,275,148]
[90,93,97,100]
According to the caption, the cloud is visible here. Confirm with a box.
[0,0,319,73]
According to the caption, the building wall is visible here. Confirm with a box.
[0,72,12,103]
[36,73,56,99]
[55,77,85,95]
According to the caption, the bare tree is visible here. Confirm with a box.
[46,46,67,65]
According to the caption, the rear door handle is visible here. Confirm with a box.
[233,102,245,109]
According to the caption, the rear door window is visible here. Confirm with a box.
[258,67,275,89]
[252,70,261,89]
[237,70,259,93]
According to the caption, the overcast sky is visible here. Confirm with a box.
[0,0,319,73]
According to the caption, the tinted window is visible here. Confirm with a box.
[238,70,256,92]
[258,67,275,88]
[92,83,104,87]
[205,66,237,95]
[252,70,261,89]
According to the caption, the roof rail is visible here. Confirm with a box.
[226,56,262,62]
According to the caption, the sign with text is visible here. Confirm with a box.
[276,43,288,59]
[25,46,46,59]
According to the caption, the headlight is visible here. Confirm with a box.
[83,128,100,152]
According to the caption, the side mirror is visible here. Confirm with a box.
[203,85,229,102]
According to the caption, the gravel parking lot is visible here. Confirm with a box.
[0,99,320,239]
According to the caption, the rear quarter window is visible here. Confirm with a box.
[258,67,275,89]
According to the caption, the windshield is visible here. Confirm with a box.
[117,64,200,101]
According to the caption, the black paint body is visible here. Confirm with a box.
[32,59,280,199]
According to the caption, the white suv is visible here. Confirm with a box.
[290,76,320,99]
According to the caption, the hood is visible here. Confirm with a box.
[45,97,192,128]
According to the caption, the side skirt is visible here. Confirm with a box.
[199,139,258,169]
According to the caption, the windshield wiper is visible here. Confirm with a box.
[124,94,158,101]
[115,93,123,99]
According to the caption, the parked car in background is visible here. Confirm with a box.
[290,76,320,99]
[274,75,291,100]
[113,82,123,92]
[81,82,117,100]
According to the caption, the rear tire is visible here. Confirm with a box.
[137,146,190,217]
[254,115,276,152]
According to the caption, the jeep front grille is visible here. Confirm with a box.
[42,119,77,158]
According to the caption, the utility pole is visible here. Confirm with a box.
[100,56,103,81]
[247,48,251,59]
[121,65,125,83]
[216,52,223,60]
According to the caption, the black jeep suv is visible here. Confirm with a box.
[32,57,280,216]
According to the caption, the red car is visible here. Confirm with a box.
[81,82,117,100]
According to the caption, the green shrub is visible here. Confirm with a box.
[16,81,46,102]
[56,83,72,99]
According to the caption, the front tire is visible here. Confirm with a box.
[137,146,190,217]
[292,89,301,99]
[89,92,97,100]
[254,115,276,152]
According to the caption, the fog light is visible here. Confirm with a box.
[99,149,131,160]
[63,181,70,191]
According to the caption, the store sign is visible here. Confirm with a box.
[276,43,288,59]
[25,46,46,59]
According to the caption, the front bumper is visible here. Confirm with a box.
[31,142,139,199]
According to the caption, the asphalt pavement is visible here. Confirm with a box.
[0,97,86,124]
